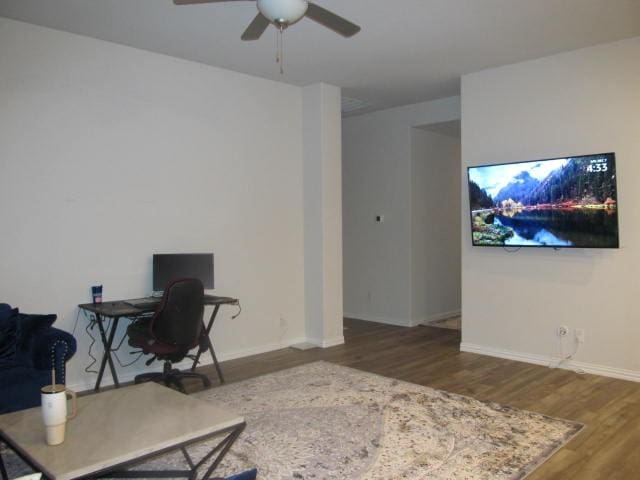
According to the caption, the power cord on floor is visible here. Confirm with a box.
[548,330,586,375]
[84,312,99,374]
[82,311,144,374]
[110,320,144,368]
[231,300,242,319]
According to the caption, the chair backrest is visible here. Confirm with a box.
[150,278,204,349]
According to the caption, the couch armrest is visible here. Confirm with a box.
[31,327,77,385]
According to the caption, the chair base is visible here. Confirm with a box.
[134,361,211,393]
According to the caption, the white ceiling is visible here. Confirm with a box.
[1,0,639,115]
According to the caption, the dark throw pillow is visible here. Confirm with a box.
[0,303,16,322]
[0,307,19,369]
[16,313,57,349]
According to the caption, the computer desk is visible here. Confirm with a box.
[78,295,238,392]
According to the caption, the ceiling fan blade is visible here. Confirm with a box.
[241,13,271,41]
[173,0,246,5]
[305,3,361,37]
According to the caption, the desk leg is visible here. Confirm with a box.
[191,305,225,384]
[95,315,121,392]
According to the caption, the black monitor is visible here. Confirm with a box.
[152,253,214,292]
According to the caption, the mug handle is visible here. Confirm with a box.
[66,390,78,420]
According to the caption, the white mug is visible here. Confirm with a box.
[41,384,77,446]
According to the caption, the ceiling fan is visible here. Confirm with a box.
[173,0,361,40]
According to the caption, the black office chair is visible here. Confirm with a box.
[127,278,212,393]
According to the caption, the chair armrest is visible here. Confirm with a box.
[31,327,77,384]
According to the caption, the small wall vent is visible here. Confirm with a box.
[341,96,372,114]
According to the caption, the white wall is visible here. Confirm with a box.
[342,97,460,326]
[303,84,344,347]
[461,37,640,380]
[0,18,336,390]
[411,129,461,324]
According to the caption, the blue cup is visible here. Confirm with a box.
[91,285,103,304]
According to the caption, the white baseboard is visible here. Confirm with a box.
[345,309,461,328]
[419,309,461,325]
[344,312,413,327]
[66,361,194,393]
[217,336,309,362]
[460,342,640,383]
[67,336,309,393]
[307,336,345,348]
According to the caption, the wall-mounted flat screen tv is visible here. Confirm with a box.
[468,153,619,248]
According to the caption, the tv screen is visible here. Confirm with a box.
[467,153,619,248]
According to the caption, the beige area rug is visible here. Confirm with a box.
[2,362,583,479]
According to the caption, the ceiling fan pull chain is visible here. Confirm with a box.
[278,25,284,75]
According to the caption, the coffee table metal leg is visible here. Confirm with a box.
[181,447,195,470]
[0,438,41,480]
[199,423,245,480]
[102,422,246,480]
[0,446,8,480]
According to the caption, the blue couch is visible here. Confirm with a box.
[0,304,77,414]
[214,469,258,480]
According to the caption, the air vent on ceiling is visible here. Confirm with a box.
[341,96,372,114]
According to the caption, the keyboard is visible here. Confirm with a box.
[125,298,161,309]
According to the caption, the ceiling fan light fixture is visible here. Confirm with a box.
[257,0,308,26]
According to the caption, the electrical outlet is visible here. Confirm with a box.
[575,328,585,344]
[557,326,569,337]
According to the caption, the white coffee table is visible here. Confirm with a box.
[0,383,245,480]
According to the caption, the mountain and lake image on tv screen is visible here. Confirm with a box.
[467,153,619,248]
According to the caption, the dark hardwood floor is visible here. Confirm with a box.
[194,318,640,479]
